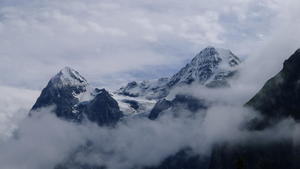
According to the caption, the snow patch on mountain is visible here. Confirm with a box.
[116,77,169,100]
[72,86,97,103]
[111,94,156,115]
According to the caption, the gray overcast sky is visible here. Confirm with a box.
[0,0,300,91]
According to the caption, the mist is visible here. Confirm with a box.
[0,76,299,169]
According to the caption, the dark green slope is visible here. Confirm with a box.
[209,49,300,169]
[247,49,300,121]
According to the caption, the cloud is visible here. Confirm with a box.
[0,85,39,140]
[0,110,86,169]
[0,105,249,169]
[0,0,285,89]
[1,82,299,169]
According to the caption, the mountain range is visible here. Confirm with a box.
[31,46,240,123]
[29,46,300,169]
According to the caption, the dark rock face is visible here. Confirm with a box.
[209,49,300,169]
[247,49,300,121]
[149,94,208,120]
[31,67,123,126]
[122,99,140,110]
[148,99,172,120]
[146,149,210,169]
[209,141,295,169]
[31,67,88,121]
[31,84,82,121]
[55,162,104,169]
[172,95,208,112]
[77,89,123,126]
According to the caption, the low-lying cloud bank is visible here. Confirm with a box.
[0,89,299,169]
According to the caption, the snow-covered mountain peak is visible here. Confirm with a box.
[116,47,241,101]
[50,66,88,88]
[167,46,241,88]
[192,46,240,68]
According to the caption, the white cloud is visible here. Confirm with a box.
[179,12,224,44]
[0,0,284,90]
[0,86,39,139]
[0,92,298,169]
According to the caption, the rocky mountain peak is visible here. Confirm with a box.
[31,67,123,126]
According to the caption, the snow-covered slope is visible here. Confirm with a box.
[117,46,241,101]
[116,77,169,100]
[50,66,88,88]
[114,78,167,115]
[112,93,156,116]
[50,67,98,103]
